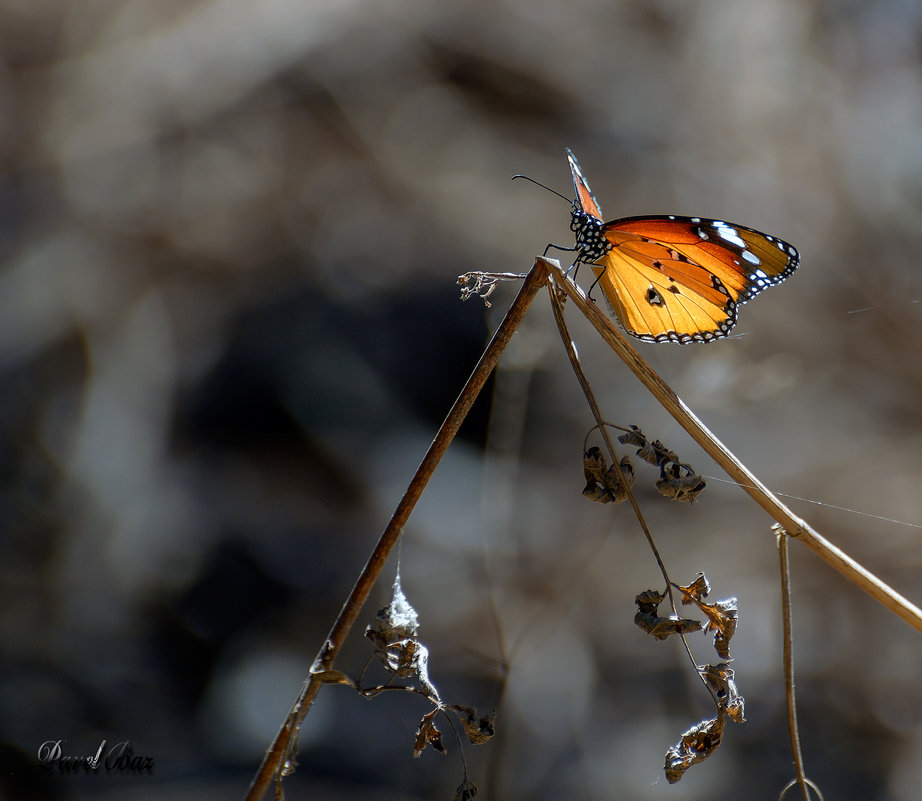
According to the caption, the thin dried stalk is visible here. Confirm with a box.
[546,290,675,605]
[244,260,550,801]
[546,259,922,634]
[776,525,812,801]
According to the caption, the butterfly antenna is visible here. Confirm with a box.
[511,174,572,205]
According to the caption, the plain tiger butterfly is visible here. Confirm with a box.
[557,149,799,343]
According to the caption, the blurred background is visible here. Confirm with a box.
[2,0,921,799]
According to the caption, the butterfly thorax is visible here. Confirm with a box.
[570,209,612,262]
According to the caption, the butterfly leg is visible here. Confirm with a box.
[585,267,603,300]
[543,241,580,259]
[559,256,600,302]
[543,242,591,282]
[540,244,599,302]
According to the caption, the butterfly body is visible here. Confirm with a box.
[563,149,799,344]
[569,208,612,262]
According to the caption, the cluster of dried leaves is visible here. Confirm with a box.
[362,574,494,800]
[581,425,741,781]
[582,446,635,503]
[634,573,744,782]
[311,574,493,799]
[618,425,707,504]
[582,425,706,505]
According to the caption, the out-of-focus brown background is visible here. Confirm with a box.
[2,1,921,799]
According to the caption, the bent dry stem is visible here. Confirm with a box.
[243,260,549,801]
[777,526,813,801]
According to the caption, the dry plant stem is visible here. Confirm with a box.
[777,526,811,801]
[243,260,550,801]
[546,281,713,700]
[544,259,922,634]
[545,284,673,597]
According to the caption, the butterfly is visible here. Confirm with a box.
[556,149,799,343]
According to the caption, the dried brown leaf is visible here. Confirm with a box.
[664,714,726,783]
[582,447,610,502]
[617,426,679,467]
[634,589,666,615]
[582,483,613,503]
[364,632,417,677]
[649,439,679,465]
[605,457,635,503]
[634,589,701,640]
[616,425,647,449]
[713,633,731,660]
[583,446,607,480]
[413,709,446,758]
[582,447,634,504]
[698,598,738,660]
[700,663,745,723]
[635,441,661,465]
[450,704,496,745]
[635,612,703,640]
[309,668,356,689]
[655,461,706,503]
[676,573,711,604]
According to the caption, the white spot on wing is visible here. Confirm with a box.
[714,224,746,248]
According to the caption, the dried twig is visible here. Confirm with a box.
[776,525,819,801]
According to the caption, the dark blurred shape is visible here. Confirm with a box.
[151,538,292,711]
[425,41,580,126]
[173,283,491,460]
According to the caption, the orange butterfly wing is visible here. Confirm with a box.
[567,148,604,220]
[565,150,799,343]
